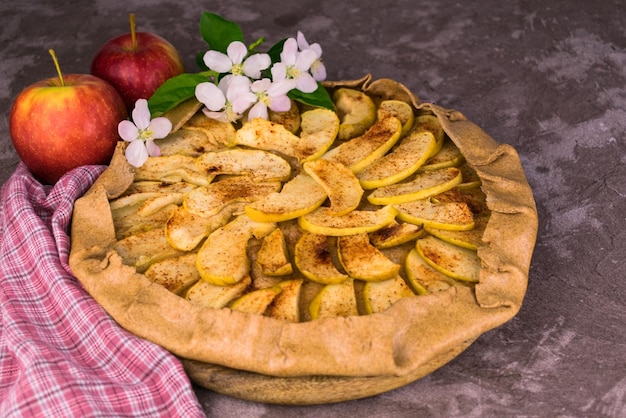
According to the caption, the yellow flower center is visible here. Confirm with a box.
[138,128,153,141]
[231,63,245,76]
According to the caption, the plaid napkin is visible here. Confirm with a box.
[0,163,204,417]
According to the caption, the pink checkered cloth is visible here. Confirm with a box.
[0,163,205,417]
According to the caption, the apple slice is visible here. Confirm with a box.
[245,173,327,223]
[456,163,482,190]
[144,252,200,295]
[234,117,300,157]
[367,167,462,205]
[155,128,219,157]
[183,112,237,147]
[234,111,340,163]
[165,204,241,251]
[357,130,437,190]
[269,100,300,134]
[337,234,400,281]
[395,199,475,231]
[368,220,425,249]
[112,203,178,239]
[256,228,293,276]
[195,148,292,182]
[119,180,198,195]
[416,236,481,282]
[298,205,397,237]
[430,187,490,217]
[333,88,377,140]
[425,214,488,251]
[297,108,340,162]
[309,278,359,320]
[404,248,457,295]
[413,113,445,156]
[266,279,304,322]
[362,275,415,314]
[303,159,363,216]
[377,100,415,137]
[229,286,283,315]
[196,215,276,286]
[294,232,349,285]
[321,116,403,173]
[184,176,281,218]
[113,227,184,273]
[109,191,162,211]
[185,275,252,309]
[420,139,465,171]
[134,154,214,186]
[136,192,186,217]
[111,182,195,216]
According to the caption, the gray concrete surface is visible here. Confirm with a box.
[2,0,625,416]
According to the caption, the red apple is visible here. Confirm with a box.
[9,51,127,184]
[90,15,184,111]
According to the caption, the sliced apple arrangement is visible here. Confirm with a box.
[107,87,490,322]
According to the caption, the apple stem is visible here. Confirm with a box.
[48,49,65,87]
[129,13,137,50]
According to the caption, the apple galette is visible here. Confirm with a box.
[69,76,537,403]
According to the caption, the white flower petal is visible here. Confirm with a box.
[268,95,292,113]
[271,63,287,81]
[296,31,309,50]
[267,79,296,96]
[225,76,252,102]
[248,101,268,120]
[203,50,233,73]
[227,74,252,88]
[296,72,318,93]
[132,99,151,130]
[295,49,317,71]
[202,108,228,123]
[148,117,172,139]
[118,120,139,142]
[309,43,323,57]
[311,60,327,81]
[145,140,161,157]
[251,78,272,93]
[125,139,149,167]
[243,53,271,79]
[195,82,226,111]
[232,92,257,114]
[280,38,298,65]
[227,41,248,65]
[217,75,233,94]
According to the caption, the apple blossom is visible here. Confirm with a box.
[247,78,297,120]
[203,41,271,79]
[271,37,318,93]
[296,31,326,82]
[118,98,170,167]
[195,75,255,123]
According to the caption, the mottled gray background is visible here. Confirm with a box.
[1,0,625,416]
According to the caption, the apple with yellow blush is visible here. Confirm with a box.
[9,50,127,184]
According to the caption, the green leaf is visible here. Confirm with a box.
[266,38,287,64]
[199,12,244,53]
[148,73,208,116]
[288,84,335,110]
[196,50,208,71]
